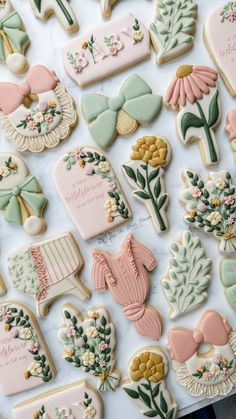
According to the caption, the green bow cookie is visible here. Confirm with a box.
[81,74,163,149]
[0,175,47,225]
[0,11,29,61]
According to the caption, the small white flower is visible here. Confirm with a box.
[86,326,98,338]
[18,327,33,340]
[104,199,118,213]
[132,30,144,42]
[0,167,10,177]
[28,361,43,376]
[82,350,95,367]
[84,405,97,419]
[209,363,220,376]
[98,161,110,172]
[206,211,222,226]
[215,178,226,189]
[33,112,44,124]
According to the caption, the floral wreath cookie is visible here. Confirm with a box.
[180,169,236,254]
[0,153,47,236]
[220,258,236,312]
[13,380,103,419]
[226,109,236,161]
[58,305,121,392]
[162,230,211,319]
[150,0,198,64]
[168,310,236,398]
[166,64,221,166]
[81,75,162,149]
[0,65,78,153]
[29,0,79,33]
[99,0,119,18]
[92,233,163,340]
[123,136,171,235]
[123,346,178,418]
[53,146,132,240]
[8,232,91,318]
[0,0,30,74]
[204,2,236,96]
[0,301,56,396]
[63,14,151,88]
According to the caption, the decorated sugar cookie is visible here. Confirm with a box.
[0,65,78,153]
[92,233,162,340]
[226,109,236,161]
[123,136,171,235]
[100,0,118,17]
[220,258,236,312]
[58,305,120,392]
[168,310,236,398]
[162,230,211,319]
[123,346,178,418]
[0,0,29,74]
[0,273,7,296]
[63,14,151,87]
[81,75,162,149]
[0,153,47,236]
[29,0,79,33]
[13,380,103,419]
[0,301,56,396]
[54,146,132,240]
[166,65,221,166]
[8,232,91,317]
[204,2,236,96]
[180,169,236,254]
[150,0,198,64]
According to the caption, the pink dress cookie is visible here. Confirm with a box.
[92,233,162,340]
[0,65,77,152]
[168,310,236,397]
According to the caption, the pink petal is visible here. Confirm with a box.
[193,65,218,75]
[183,77,195,104]
[180,79,186,107]
[193,68,217,82]
[188,75,204,100]
[196,73,216,87]
[171,79,181,107]
[191,73,210,94]
[165,78,178,104]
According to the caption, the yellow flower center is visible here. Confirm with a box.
[176,65,193,78]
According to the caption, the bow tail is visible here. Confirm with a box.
[21,191,47,217]
[123,94,163,125]
[4,196,23,225]
[4,27,28,54]
[89,109,118,148]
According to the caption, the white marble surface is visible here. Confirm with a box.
[0,0,236,418]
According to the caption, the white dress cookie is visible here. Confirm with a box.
[8,232,91,317]
[0,0,29,73]
[0,65,78,153]
[150,0,198,64]
[0,153,47,236]
[29,0,79,33]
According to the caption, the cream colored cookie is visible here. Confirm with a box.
[0,273,7,296]
[100,0,119,17]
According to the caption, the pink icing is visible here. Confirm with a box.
[0,65,58,115]
[226,109,236,139]
[168,311,232,363]
[92,233,162,340]
[31,245,49,302]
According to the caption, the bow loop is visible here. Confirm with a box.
[120,74,152,101]
[0,12,28,61]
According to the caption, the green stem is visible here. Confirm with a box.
[56,0,73,25]
[145,164,166,232]
[148,380,166,419]
[195,100,217,163]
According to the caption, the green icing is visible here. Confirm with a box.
[81,74,162,149]
[8,249,40,295]
[220,2,236,22]
[0,11,29,61]
[221,258,236,311]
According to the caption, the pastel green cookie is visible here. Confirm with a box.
[220,258,236,311]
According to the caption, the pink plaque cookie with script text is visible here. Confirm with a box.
[13,380,103,419]
[204,2,236,96]
[53,146,132,240]
[0,301,56,396]
[63,13,150,87]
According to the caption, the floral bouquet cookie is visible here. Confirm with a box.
[0,301,56,396]
[168,310,236,398]
[58,305,120,392]
[0,0,30,73]
[0,153,47,236]
[123,346,178,418]
[166,65,221,166]
[180,170,236,254]
[0,65,77,152]
[123,136,171,235]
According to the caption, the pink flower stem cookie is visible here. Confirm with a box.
[168,310,236,398]
[92,233,162,340]
[166,64,221,166]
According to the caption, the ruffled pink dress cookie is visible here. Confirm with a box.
[165,64,221,167]
[0,65,77,152]
[168,310,236,398]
